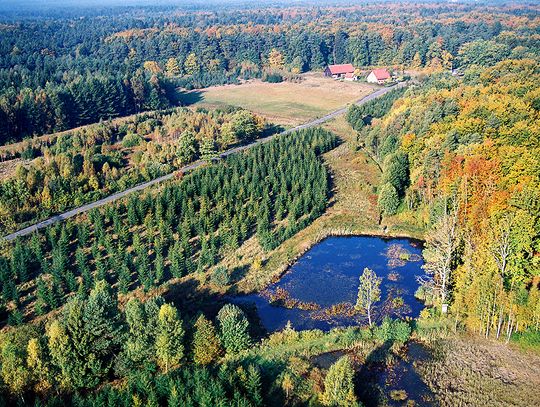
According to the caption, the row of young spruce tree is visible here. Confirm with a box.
[0,128,339,326]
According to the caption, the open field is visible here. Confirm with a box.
[187,73,376,126]
[415,337,540,406]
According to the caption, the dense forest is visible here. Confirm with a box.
[0,1,540,406]
[0,276,413,406]
[0,1,539,143]
[348,58,540,340]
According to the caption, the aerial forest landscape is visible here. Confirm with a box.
[0,0,539,406]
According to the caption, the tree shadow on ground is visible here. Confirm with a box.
[263,123,286,136]
[355,340,395,407]
[176,90,203,106]
[164,276,225,319]
[228,264,250,288]
[356,340,435,407]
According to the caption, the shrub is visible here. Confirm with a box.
[211,266,230,286]
[373,317,411,343]
[511,330,540,352]
[390,389,408,401]
[262,71,283,83]
[122,133,143,148]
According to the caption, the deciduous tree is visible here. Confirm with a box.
[355,267,382,326]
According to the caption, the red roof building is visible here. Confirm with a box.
[324,64,355,78]
[367,68,391,84]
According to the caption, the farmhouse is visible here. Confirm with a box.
[324,63,355,79]
[367,68,391,84]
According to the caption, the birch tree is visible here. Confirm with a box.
[355,267,381,326]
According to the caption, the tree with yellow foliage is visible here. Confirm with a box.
[268,48,285,69]
[192,314,222,365]
[143,60,162,74]
[156,303,185,373]
[27,338,52,393]
[165,57,180,76]
[184,53,199,75]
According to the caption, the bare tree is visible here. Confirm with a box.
[488,213,515,339]
[489,213,515,283]
[420,201,460,311]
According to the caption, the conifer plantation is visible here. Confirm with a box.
[0,128,337,322]
[0,107,267,234]
[0,1,539,406]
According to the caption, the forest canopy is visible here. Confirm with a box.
[0,1,538,143]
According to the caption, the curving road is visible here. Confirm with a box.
[2,84,401,242]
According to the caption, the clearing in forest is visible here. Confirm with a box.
[186,73,375,126]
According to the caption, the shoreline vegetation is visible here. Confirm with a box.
[0,1,539,404]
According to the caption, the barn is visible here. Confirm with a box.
[324,64,355,79]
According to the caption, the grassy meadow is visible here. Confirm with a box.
[185,73,375,126]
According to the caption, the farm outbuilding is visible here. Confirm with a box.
[324,64,355,79]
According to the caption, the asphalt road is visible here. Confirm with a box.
[2,84,400,242]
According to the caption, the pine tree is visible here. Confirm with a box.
[35,277,49,316]
[124,298,156,367]
[169,241,186,278]
[118,264,131,295]
[378,183,400,216]
[48,281,121,389]
[245,365,263,406]
[216,304,251,355]
[321,356,358,406]
[155,251,165,284]
[8,307,23,326]
[75,248,92,293]
[11,240,30,283]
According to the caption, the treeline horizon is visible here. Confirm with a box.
[0,1,538,144]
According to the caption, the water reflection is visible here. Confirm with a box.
[233,236,426,332]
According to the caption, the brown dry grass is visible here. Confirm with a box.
[192,73,374,126]
[415,336,540,407]
[0,158,27,180]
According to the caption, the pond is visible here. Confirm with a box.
[233,236,426,332]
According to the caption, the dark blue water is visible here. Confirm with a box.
[233,236,425,332]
